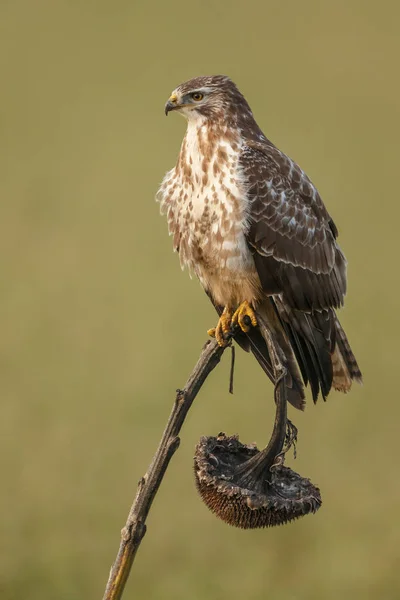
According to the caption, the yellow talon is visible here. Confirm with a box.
[231,301,258,333]
[208,307,233,347]
[208,302,257,345]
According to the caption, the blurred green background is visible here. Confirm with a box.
[1,1,399,598]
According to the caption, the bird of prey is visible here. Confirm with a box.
[157,75,362,409]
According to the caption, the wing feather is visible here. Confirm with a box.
[241,141,347,312]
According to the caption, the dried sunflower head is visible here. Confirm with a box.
[194,433,322,529]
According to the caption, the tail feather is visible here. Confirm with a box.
[274,296,361,402]
[332,315,363,391]
[283,320,325,402]
[273,298,333,402]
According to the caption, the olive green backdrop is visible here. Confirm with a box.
[1,1,398,599]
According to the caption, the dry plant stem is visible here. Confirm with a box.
[233,369,287,488]
[234,317,288,488]
[102,338,229,600]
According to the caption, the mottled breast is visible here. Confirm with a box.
[157,121,260,307]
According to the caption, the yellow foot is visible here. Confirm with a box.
[207,307,233,347]
[231,301,258,333]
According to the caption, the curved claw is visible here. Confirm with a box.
[231,301,258,333]
[208,308,233,347]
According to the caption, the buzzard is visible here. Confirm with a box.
[157,75,362,408]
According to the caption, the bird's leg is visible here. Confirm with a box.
[231,300,258,334]
[207,307,233,347]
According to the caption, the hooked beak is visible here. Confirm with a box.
[165,94,179,116]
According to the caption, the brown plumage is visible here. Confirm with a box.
[158,75,362,407]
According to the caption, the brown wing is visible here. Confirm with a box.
[241,142,347,313]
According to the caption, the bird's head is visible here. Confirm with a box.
[164,75,252,124]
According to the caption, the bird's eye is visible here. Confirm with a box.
[191,92,204,102]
